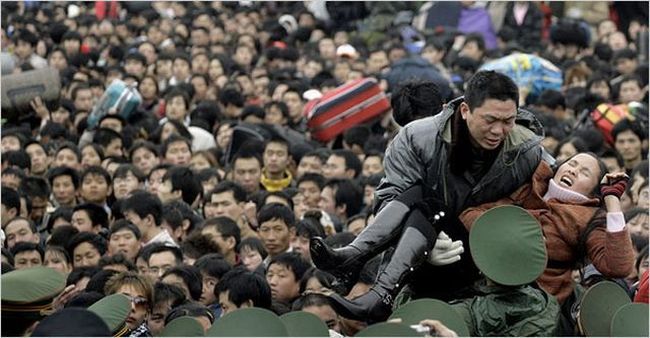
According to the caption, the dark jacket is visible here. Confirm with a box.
[502,2,544,51]
[384,56,453,101]
[375,96,544,217]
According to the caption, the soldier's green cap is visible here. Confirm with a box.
[469,205,547,286]
[88,294,131,337]
[389,298,470,337]
[355,322,419,337]
[610,303,649,337]
[161,316,205,337]
[206,307,288,337]
[280,311,330,337]
[578,281,631,337]
[1,266,65,313]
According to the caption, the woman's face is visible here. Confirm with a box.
[553,153,601,196]
[48,50,68,70]
[240,247,263,272]
[161,122,179,142]
[216,124,233,150]
[165,96,188,121]
[626,213,649,237]
[81,146,102,169]
[208,59,224,81]
[139,77,158,100]
[589,81,611,100]
[638,256,649,280]
[637,186,649,209]
[44,250,71,275]
[190,153,211,171]
[556,142,579,164]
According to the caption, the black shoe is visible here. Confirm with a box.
[327,288,392,323]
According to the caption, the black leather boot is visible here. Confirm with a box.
[326,208,438,323]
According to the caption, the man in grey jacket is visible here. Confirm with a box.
[311,71,546,322]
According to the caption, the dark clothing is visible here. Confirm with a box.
[502,2,544,51]
[384,56,453,101]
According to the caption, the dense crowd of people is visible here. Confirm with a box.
[0,1,648,337]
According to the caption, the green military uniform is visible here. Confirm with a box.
[161,316,205,337]
[88,293,132,337]
[610,303,649,337]
[1,266,66,336]
[355,322,420,337]
[206,307,288,337]
[32,307,111,336]
[451,205,560,336]
[280,311,330,337]
[389,298,470,337]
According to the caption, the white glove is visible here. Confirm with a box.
[428,231,464,266]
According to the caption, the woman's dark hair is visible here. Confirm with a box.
[151,119,193,144]
[236,237,268,260]
[555,152,608,197]
[46,207,74,233]
[554,137,589,159]
[391,81,444,127]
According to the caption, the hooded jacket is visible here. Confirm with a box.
[375,96,544,217]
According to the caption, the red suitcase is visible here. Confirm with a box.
[305,78,390,142]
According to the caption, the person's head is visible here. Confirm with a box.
[190,150,218,173]
[266,252,311,304]
[4,217,39,250]
[172,52,192,80]
[79,166,112,205]
[555,137,589,163]
[67,232,107,268]
[215,267,272,315]
[194,253,232,306]
[71,84,93,112]
[553,152,608,197]
[297,173,325,209]
[281,87,304,122]
[1,187,20,227]
[157,166,202,207]
[14,29,38,59]
[112,164,145,200]
[625,207,649,238]
[203,181,246,221]
[180,232,222,264]
[146,244,183,279]
[164,301,214,332]
[257,203,296,258]
[460,71,519,150]
[162,134,192,166]
[617,75,646,104]
[291,217,325,262]
[25,141,50,175]
[129,141,160,176]
[1,167,25,191]
[104,271,154,331]
[44,245,73,275]
[79,143,104,170]
[324,149,362,179]
[108,220,142,262]
[98,253,137,273]
[292,293,341,332]
[600,148,625,174]
[459,33,485,61]
[612,48,638,76]
[148,282,187,336]
[237,237,267,272]
[201,217,241,260]
[71,203,109,234]
[587,75,612,101]
[264,101,289,125]
[123,191,163,240]
[263,137,291,176]
[164,88,191,122]
[612,118,645,168]
[53,142,81,170]
[231,151,263,194]
[319,178,364,221]
[10,242,43,270]
[93,128,124,158]
[47,166,80,207]
[362,151,384,177]
[161,264,203,301]
[124,51,147,78]
[297,150,327,178]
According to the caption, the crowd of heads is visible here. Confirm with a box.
[0,1,648,336]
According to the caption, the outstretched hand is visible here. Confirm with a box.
[428,231,464,266]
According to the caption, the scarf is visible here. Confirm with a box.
[260,170,293,192]
[543,179,591,204]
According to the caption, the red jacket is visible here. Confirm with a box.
[634,270,649,303]
[461,161,635,303]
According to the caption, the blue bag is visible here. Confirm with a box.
[87,79,142,130]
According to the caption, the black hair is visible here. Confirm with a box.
[268,252,311,282]
[554,137,589,159]
[325,178,364,218]
[214,266,272,309]
[295,217,325,239]
[257,203,295,228]
[218,86,245,108]
[162,166,202,206]
[1,247,14,267]
[612,48,638,63]
[5,216,38,235]
[331,149,362,178]
[123,191,163,226]
[297,173,325,189]
[161,264,203,301]
[612,118,646,142]
[10,242,44,260]
[536,89,566,110]
[164,301,215,325]
[297,267,339,295]
[152,281,187,308]
[463,33,486,52]
[181,233,222,261]
[1,187,20,215]
[236,237,268,260]
[72,203,109,230]
[44,245,72,265]
[93,128,123,149]
[45,206,73,233]
[128,140,160,160]
[85,269,120,295]
[63,291,104,308]
[146,243,183,265]
[155,119,193,143]
[194,253,232,280]
[66,266,102,287]
[47,225,79,248]
[54,142,81,161]
[241,105,266,121]
[67,232,107,259]
[264,101,290,120]
[209,181,247,203]
[599,148,625,169]
[161,134,192,158]
[98,254,137,271]
[343,126,371,149]
[80,165,112,187]
[3,150,31,171]
[291,293,334,312]
[464,70,519,110]
[263,190,294,210]
[204,217,241,247]
[113,164,145,182]
[47,166,81,189]
[108,219,142,240]
[161,206,183,234]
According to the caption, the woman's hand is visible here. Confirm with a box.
[600,173,629,199]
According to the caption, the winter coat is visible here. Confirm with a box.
[384,56,453,101]
[375,96,544,218]
[502,2,544,51]
[451,282,559,336]
[460,161,635,303]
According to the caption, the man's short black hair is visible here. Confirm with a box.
[93,128,123,149]
[161,264,203,301]
[257,203,295,228]
[146,243,183,265]
[128,140,160,160]
[268,252,311,282]
[164,88,191,110]
[162,134,192,158]
[331,149,362,178]
[109,219,142,240]
[73,203,109,229]
[180,233,222,261]
[123,191,163,226]
[98,254,137,272]
[599,148,625,168]
[66,266,102,287]
[6,216,38,234]
[612,48,638,63]
[343,126,371,149]
[10,242,44,259]
[1,187,21,214]
[464,70,519,111]
[463,33,486,52]
[536,89,566,110]
[612,118,646,142]
[152,281,187,308]
[164,302,215,326]
[125,51,147,65]
[80,166,112,186]
[297,173,325,189]
[3,150,31,171]
[113,164,145,182]
[163,166,202,206]
[47,166,81,189]
[325,178,364,218]
[203,217,241,247]
[48,225,79,248]
[214,267,272,309]
[194,253,232,280]
[67,232,108,259]
[208,181,247,204]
